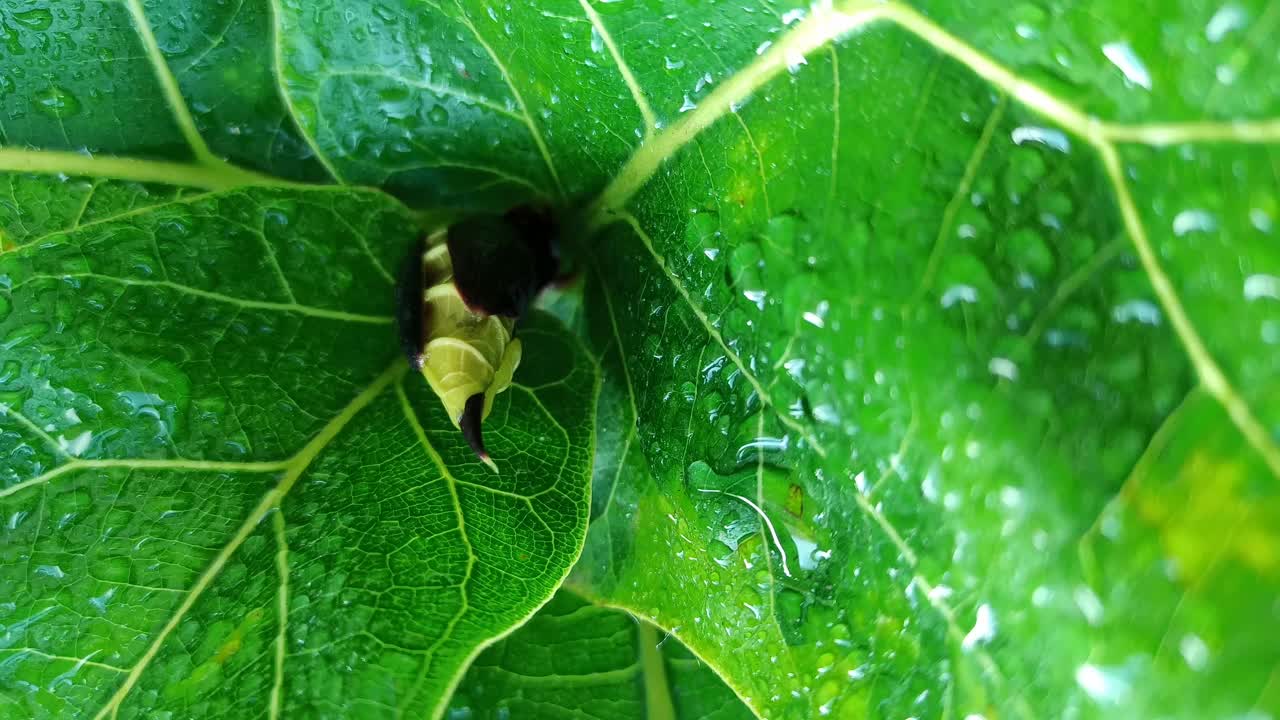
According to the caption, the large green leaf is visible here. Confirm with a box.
[0,179,596,718]
[2,0,1278,719]
[566,3,1280,720]
[447,589,752,719]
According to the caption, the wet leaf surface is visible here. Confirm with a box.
[448,589,751,720]
[0,183,596,717]
[2,0,1277,718]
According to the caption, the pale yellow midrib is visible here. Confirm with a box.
[269,510,290,720]
[11,273,393,325]
[585,0,1280,484]
[637,622,677,720]
[2,2,1271,200]
[0,149,270,191]
[392,381,478,719]
[122,0,215,165]
[1097,144,1280,479]
[0,458,289,500]
[91,363,405,720]
[453,4,564,200]
[266,0,344,183]
[590,0,1280,221]
[7,6,1279,720]
[570,5,1280,720]
[577,0,657,137]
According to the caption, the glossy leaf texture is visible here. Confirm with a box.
[447,589,751,720]
[0,179,596,718]
[565,4,1280,720]
[1,0,1277,719]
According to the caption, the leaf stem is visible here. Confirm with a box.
[638,622,677,720]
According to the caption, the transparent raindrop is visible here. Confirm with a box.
[1205,3,1247,42]
[1101,41,1152,89]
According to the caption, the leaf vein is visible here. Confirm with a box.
[590,1,1280,223]
[1098,143,1280,479]
[577,0,657,137]
[394,380,477,719]
[14,273,392,324]
[452,4,564,199]
[90,363,402,719]
[122,0,215,164]
[267,0,344,183]
[913,92,1009,304]
[269,510,290,720]
[617,212,827,457]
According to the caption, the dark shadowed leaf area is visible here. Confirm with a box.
[1,1,1277,719]
[447,589,752,720]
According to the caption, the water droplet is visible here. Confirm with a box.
[1110,300,1162,325]
[1073,585,1104,625]
[1075,663,1131,704]
[987,357,1019,381]
[664,57,685,70]
[734,435,788,462]
[35,564,66,579]
[56,431,93,457]
[782,8,806,25]
[1011,126,1070,152]
[961,603,997,650]
[785,50,807,74]
[679,94,697,113]
[1101,41,1152,89]
[12,8,53,30]
[428,105,449,124]
[743,288,767,310]
[1172,208,1217,236]
[755,40,773,55]
[118,390,166,418]
[1243,274,1280,302]
[89,587,116,614]
[34,86,82,118]
[589,26,604,54]
[1205,3,1247,42]
[939,284,978,308]
[1179,633,1210,671]
[1250,208,1273,233]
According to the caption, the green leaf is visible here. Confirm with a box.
[0,181,597,717]
[0,0,324,179]
[447,589,752,720]
[563,3,1280,720]
[2,0,1277,719]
